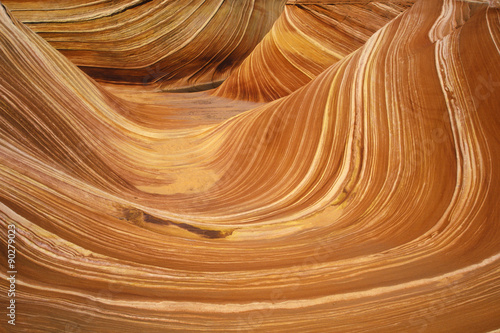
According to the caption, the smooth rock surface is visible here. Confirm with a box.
[0,0,499,332]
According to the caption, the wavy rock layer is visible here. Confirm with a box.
[213,1,415,102]
[1,0,500,332]
[2,0,286,90]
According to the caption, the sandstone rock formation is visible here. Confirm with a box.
[1,0,499,332]
[214,1,415,101]
[2,0,286,90]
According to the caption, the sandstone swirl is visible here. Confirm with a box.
[1,0,500,332]
[2,0,286,90]
[214,0,415,102]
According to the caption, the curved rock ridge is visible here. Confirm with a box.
[2,0,286,90]
[213,1,415,102]
[1,0,500,332]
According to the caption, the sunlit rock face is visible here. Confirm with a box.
[214,1,416,102]
[1,0,500,332]
[2,0,287,90]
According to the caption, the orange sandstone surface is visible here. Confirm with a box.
[1,0,500,332]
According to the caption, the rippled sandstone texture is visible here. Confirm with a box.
[2,0,287,90]
[1,0,500,332]
[214,1,416,101]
